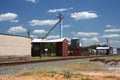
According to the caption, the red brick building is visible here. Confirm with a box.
[31,38,68,57]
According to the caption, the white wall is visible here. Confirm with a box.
[0,34,31,57]
[112,48,117,54]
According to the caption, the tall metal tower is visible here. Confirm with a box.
[58,13,64,38]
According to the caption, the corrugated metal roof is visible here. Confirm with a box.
[31,38,66,43]
[96,47,110,49]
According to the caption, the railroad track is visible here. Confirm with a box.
[0,56,99,66]
[0,55,118,76]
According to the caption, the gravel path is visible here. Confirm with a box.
[0,58,90,76]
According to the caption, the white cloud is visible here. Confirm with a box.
[106,25,114,28]
[29,19,58,26]
[81,37,99,46]
[70,11,98,20]
[8,26,27,34]
[101,34,120,38]
[25,0,39,3]
[104,28,120,32]
[71,32,99,46]
[72,32,99,37]
[48,7,73,13]
[109,40,120,48]
[32,29,46,34]
[47,35,60,39]
[110,40,120,44]
[30,34,38,38]
[81,37,99,42]
[10,20,19,23]
[63,25,72,28]
[0,13,18,22]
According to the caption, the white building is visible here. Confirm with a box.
[96,47,110,55]
[0,34,31,61]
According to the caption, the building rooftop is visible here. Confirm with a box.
[96,47,110,49]
[31,38,66,43]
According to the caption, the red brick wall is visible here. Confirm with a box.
[62,39,68,57]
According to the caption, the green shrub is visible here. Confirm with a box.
[104,75,116,78]
[19,71,33,76]
[62,70,73,79]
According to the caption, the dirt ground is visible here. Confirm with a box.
[0,72,120,80]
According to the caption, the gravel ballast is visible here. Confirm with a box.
[0,57,120,76]
[0,58,90,76]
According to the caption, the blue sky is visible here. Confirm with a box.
[0,0,120,47]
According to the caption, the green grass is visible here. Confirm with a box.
[62,62,107,71]
[103,75,117,78]
[31,56,64,61]
[105,55,120,60]
[80,78,93,80]
[19,70,56,77]
[25,54,120,62]
[19,71,33,76]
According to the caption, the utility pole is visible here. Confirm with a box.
[27,29,30,38]
[106,38,109,47]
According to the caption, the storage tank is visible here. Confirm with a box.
[71,38,79,48]
[70,38,81,56]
